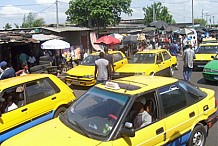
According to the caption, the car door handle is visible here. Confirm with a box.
[52,97,56,100]
[189,111,195,118]
[156,127,164,135]
[203,105,209,111]
[21,108,27,112]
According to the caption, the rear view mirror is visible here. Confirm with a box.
[156,59,162,64]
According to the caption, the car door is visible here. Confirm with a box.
[24,77,60,120]
[112,52,127,70]
[162,51,174,68]
[0,84,27,142]
[155,52,168,75]
[113,91,166,146]
[157,83,198,145]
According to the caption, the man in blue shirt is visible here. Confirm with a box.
[0,61,16,80]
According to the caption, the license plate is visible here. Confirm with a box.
[72,80,80,85]
[198,65,205,68]
[214,76,218,80]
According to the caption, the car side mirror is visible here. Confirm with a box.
[120,122,135,137]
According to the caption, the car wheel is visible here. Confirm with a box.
[54,107,67,118]
[187,125,206,146]
[169,67,174,77]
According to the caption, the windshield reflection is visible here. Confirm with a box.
[65,87,129,138]
[80,55,100,66]
[197,46,218,54]
[129,53,155,64]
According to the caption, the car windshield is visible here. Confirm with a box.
[65,87,129,139]
[196,45,218,54]
[80,55,100,66]
[129,53,155,64]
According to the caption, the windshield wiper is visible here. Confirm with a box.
[74,121,92,138]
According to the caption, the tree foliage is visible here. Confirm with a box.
[3,23,12,30]
[194,19,207,26]
[21,12,45,28]
[143,2,175,25]
[66,0,132,28]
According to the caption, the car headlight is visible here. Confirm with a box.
[134,72,145,76]
[203,68,211,72]
[83,75,94,78]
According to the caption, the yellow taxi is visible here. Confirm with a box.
[2,76,217,146]
[194,43,218,69]
[0,74,76,143]
[202,37,217,44]
[65,51,128,86]
[114,49,177,78]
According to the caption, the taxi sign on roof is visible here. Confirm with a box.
[105,81,120,90]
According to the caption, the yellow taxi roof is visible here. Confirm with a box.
[0,74,53,91]
[202,37,216,41]
[136,49,167,54]
[96,75,178,95]
[199,43,218,46]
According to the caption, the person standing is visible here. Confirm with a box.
[16,64,30,76]
[94,52,110,84]
[28,54,36,67]
[183,43,196,82]
[19,52,29,65]
[104,48,114,79]
[0,61,16,80]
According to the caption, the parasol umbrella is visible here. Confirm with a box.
[179,28,193,35]
[148,20,169,30]
[109,33,124,41]
[122,35,137,45]
[95,35,121,45]
[166,26,180,32]
[142,26,156,33]
[41,39,70,49]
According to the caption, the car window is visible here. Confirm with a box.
[178,80,207,101]
[129,53,155,64]
[112,53,123,62]
[158,84,187,116]
[25,78,59,104]
[81,55,100,66]
[162,51,171,60]
[126,91,158,130]
[0,85,25,113]
[156,53,163,63]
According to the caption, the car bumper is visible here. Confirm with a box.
[207,109,218,129]
[65,76,96,86]
[193,61,209,68]
[202,72,218,81]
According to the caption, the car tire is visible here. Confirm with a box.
[168,67,174,77]
[187,125,206,146]
[54,107,67,118]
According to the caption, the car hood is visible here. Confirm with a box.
[66,65,95,76]
[204,60,218,69]
[115,64,154,73]
[195,54,215,61]
[2,118,102,146]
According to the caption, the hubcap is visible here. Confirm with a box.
[192,131,204,146]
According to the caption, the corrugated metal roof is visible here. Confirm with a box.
[43,26,92,33]
[32,34,62,41]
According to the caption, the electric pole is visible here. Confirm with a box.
[192,0,194,27]
[56,0,59,28]
[153,4,156,21]
[213,16,215,24]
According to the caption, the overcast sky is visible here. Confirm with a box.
[0,0,217,29]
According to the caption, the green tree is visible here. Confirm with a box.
[143,2,175,25]
[66,0,132,28]
[3,23,12,30]
[194,18,207,26]
[21,12,45,28]
[14,23,19,28]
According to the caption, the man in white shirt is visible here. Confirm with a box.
[94,52,109,84]
[4,95,18,112]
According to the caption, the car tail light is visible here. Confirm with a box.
[215,99,218,108]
